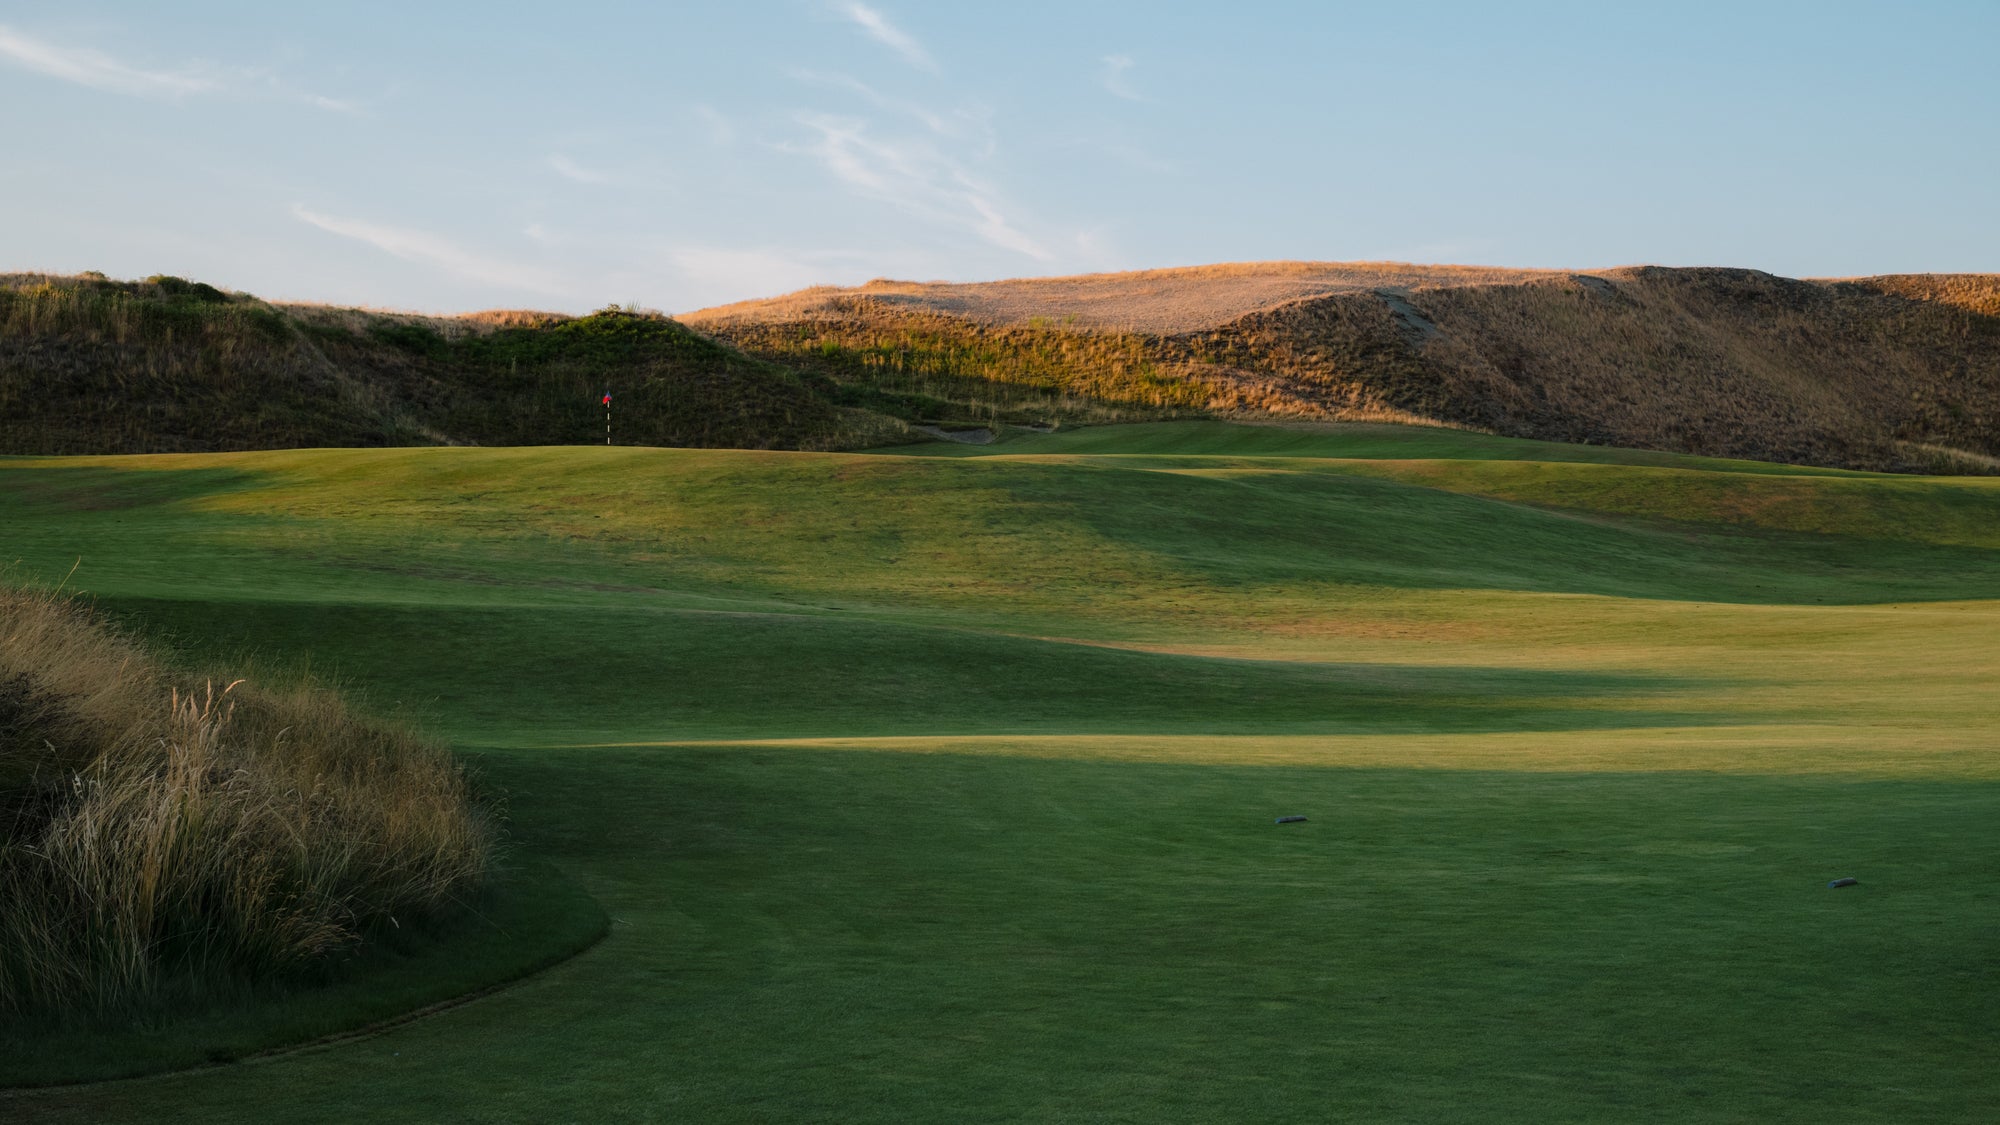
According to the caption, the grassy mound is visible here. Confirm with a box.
[0,273,909,455]
[0,586,494,1021]
[695,264,2000,473]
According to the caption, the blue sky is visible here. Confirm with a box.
[2,2,1995,313]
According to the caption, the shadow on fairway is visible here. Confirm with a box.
[100,598,1725,746]
[0,858,608,1089]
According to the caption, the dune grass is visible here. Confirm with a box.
[2,421,1998,1121]
[0,588,500,1024]
[0,274,908,455]
[14,266,2000,477]
[699,265,2000,473]
[681,261,1576,334]
[701,298,1210,428]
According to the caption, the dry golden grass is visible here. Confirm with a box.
[13,264,2000,472]
[1830,273,2000,318]
[0,273,573,341]
[695,262,2000,471]
[0,587,494,1019]
[277,302,573,340]
[682,261,1578,335]
[1372,267,2000,469]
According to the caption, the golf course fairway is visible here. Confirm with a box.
[3,421,1996,1122]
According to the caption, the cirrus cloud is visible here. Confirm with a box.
[834,3,937,74]
[0,23,216,98]
[790,113,1051,262]
[292,204,572,298]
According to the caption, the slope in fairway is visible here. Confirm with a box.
[885,419,1866,472]
[3,422,1998,1123]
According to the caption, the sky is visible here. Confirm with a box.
[2,1,1996,314]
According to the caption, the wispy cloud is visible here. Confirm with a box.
[834,3,937,74]
[547,154,611,185]
[0,23,216,98]
[1100,54,1140,101]
[292,204,570,297]
[791,113,1050,261]
[789,69,994,148]
[0,23,360,114]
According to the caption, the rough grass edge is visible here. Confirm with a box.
[0,585,498,1023]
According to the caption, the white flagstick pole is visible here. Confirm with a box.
[605,392,611,445]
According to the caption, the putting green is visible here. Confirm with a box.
[3,421,1996,1122]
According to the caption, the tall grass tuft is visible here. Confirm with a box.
[0,587,494,1021]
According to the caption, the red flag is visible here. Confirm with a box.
[602,392,612,405]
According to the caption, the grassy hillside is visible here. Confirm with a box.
[1351,266,2000,470]
[0,273,909,455]
[691,263,2000,473]
[1846,272,2000,317]
[705,297,1212,428]
[13,264,1999,472]
[3,421,1999,1121]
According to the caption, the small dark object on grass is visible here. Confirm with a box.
[1275,815,1308,824]
[1828,877,1859,888]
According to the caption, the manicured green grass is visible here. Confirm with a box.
[3,422,1998,1122]
[891,419,1865,472]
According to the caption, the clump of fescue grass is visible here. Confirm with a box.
[0,586,494,1022]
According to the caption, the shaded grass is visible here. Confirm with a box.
[1320,457,2000,548]
[980,461,2000,605]
[0,856,606,1087]
[94,598,1712,745]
